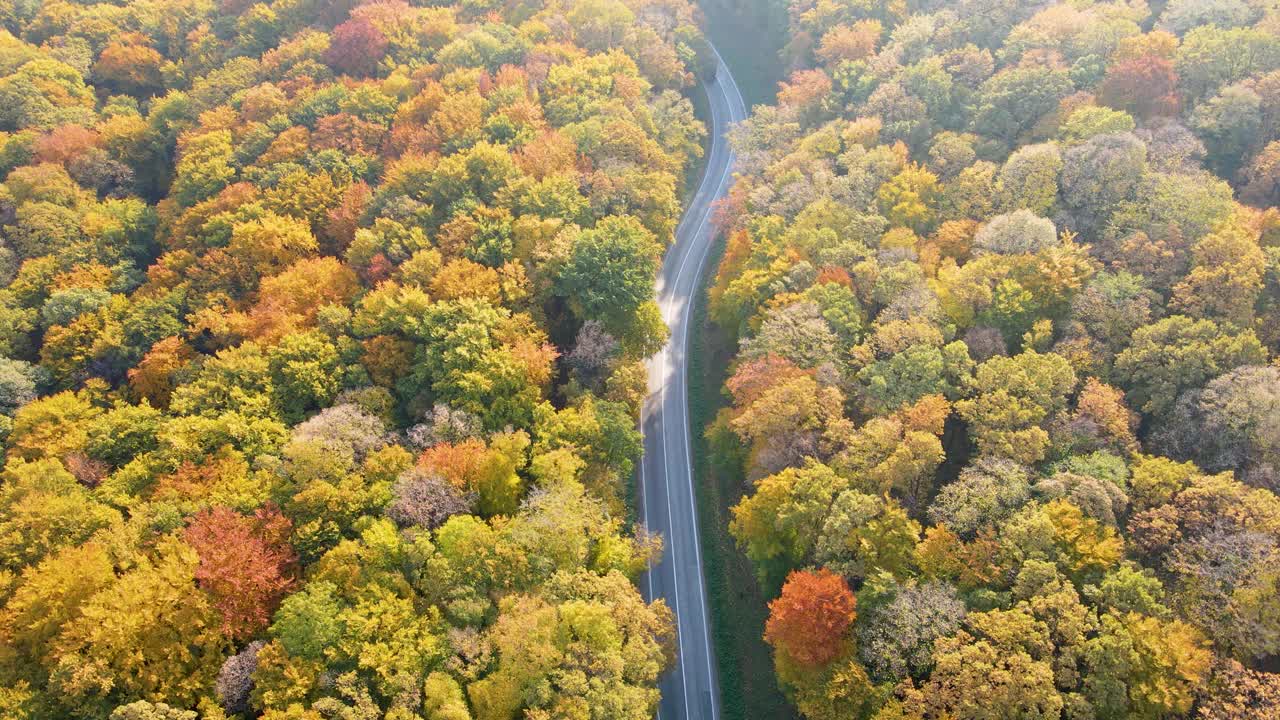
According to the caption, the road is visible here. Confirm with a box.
[640,47,747,720]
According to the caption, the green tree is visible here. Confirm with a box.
[857,341,972,414]
[1082,612,1212,719]
[973,66,1072,145]
[956,351,1077,464]
[1113,316,1266,416]
[557,215,661,334]
[730,461,847,584]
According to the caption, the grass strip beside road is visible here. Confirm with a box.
[687,233,800,720]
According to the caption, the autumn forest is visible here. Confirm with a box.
[711,0,1280,718]
[0,0,1279,718]
[0,0,708,717]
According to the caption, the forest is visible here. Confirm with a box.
[0,0,713,717]
[5,0,1280,717]
[707,0,1280,717]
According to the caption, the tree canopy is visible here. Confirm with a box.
[0,0,710,716]
[708,0,1280,717]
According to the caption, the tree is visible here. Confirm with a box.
[228,214,319,279]
[1053,378,1139,457]
[1106,171,1235,255]
[268,581,345,663]
[765,569,857,668]
[417,431,528,516]
[1174,26,1280,102]
[816,21,882,64]
[184,506,297,641]
[1159,366,1280,490]
[1241,139,1280,207]
[128,337,194,409]
[0,458,121,572]
[905,629,1063,720]
[857,342,972,414]
[109,702,197,720]
[49,538,226,715]
[828,394,950,510]
[1033,472,1128,528]
[0,357,41,416]
[291,403,388,462]
[973,66,1072,144]
[857,579,966,682]
[730,461,846,581]
[1082,612,1212,719]
[1166,524,1280,662]
[877,164,939,233]
[0,541,116,679]
[1067,271,1154,358]
[1013,499,1124,582]
[216,641,263,716]
[956,351,1077,464]
[973,210,1058,256]
[1098,56,1180,120]
[407,403,482,450]
[1127,454,1199,512]
[1127,473,1280,660]
[265,331,343,424]
[93,37,165,98]
[1059,132,1147,232]
[928,457,1032,537]
[929,132,978,180]
[424,672,472,720]
[1192,83,1263,178]
[396,300,554,430]
[741,302,840,370]
[324,17,389,77]
[0,59,96,131]
[556,215,660,335]
[727,370,843,479]
[565,320,619,391]
[1170,223,1266,327]
[1113,316,1266,417]
[813,490,920,581]
[7,390,100,461]
[385,468,471,529]
[1161,0,1257,33]
[169,342,275,420]
[1197,657,1280,720]
[467,571,670,720]
[1059,107,1137,144]
[171,131,236,208]
[997,143,1062,215]
[533,395,642,499]
[778,656,883,720]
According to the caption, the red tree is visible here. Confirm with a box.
[418,438,491,492]
[725,355,806,408]
[777,69,833,125]
[35,125,99,165]
[184,506,297,641]
[323,181,372,254]
[1098,56,1180,120]
[764,569,857,667]
[324,17,388,77]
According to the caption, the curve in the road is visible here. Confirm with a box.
[640,46,747,720]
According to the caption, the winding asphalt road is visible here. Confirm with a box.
[640,47,747,720]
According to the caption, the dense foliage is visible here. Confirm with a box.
[710,0,1280,717]
[0,0,714,717]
